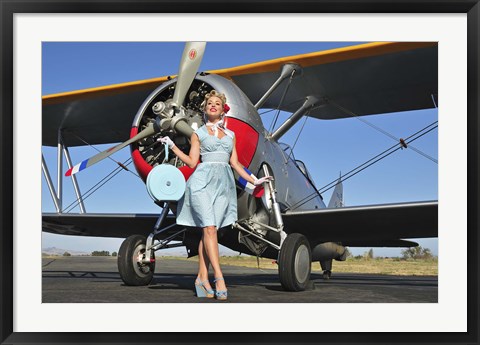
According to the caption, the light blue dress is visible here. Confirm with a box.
[175,125,237,229]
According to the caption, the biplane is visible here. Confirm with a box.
[42,42,438,291]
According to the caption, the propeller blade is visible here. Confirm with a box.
[65,123,156,176]
[173,119,194,138]
[171,42,206,108]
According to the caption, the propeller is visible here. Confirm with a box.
[66,42,207,177]
[171,42,206,108]
[65,123,156,176]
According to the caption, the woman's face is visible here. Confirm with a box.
[205,96,224,119]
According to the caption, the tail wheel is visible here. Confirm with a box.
[278,233,312,291]
[118,235,155,286]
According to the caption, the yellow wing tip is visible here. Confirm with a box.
[209,41,437,78]
[43,76,171,104]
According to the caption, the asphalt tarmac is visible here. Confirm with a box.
[42,256,437,303]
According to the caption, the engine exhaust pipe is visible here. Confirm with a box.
[311,242,347,262]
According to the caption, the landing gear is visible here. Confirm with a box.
[278,233,312,291]
[117,203,186,287]
[118,235,155,286]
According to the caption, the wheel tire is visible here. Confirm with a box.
[117,235,155,286]
[278,233,312,291]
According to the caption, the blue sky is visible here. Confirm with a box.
[42,42,438,257]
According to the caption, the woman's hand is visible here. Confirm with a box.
[254,176,274,186]
[163,132,200,169]
[230,137,274,186]
[157,136,175,149]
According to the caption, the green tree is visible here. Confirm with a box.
[111,252,118,257]
[368,248,374,259]
[92,250,110,256]
[401,246,433,260]
[63,251,71,257]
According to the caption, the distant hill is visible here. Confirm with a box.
[42,247,90,256]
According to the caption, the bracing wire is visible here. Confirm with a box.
[402,121,438,163]
[288,123,438,211]
[329,100,438,164]
[292,125,436,210]
[259,99,305,117]
[287,112,309,161]
[68,131,141,178]
[63,129,177,212]
[258,108,278,116]
[63,157,133,213]
[289,120,437,210]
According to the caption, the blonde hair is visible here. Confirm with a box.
[202,90,227,110]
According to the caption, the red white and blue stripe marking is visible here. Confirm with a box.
[237,167,264,198]
[65,158,89,176]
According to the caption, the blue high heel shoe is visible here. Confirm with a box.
[195,279,214,298]
[214,277,228,300]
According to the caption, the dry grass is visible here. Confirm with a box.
[319,257,437,276]
[161,256,438,276]
[45,254,437,276]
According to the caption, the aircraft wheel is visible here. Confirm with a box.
[278,233,312,291]
[118,235,155,286]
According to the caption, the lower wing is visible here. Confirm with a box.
[42,213,181,239]
[43,201,437,248]
[282,201,437,247]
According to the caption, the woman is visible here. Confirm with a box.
[159,90,272,300]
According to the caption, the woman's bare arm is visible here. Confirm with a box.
[229,137,256,184]
[171,133,200,169]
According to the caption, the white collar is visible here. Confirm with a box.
[206,120,232,138]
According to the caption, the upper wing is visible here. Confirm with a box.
[42,77,170,147]
[282,201,437,247]
[216,42,438,119]
[43,42,437,147]
[42,212,182,239]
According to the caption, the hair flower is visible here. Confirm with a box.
[223,104,230,113]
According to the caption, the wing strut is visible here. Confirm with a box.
[63,144,87,213]
[42,154,61,213]
[255,63,299,110]
[42,131,87,213]
[270,96,324,141]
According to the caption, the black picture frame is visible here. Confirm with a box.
[1,1,479,344]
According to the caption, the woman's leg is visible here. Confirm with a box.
[196,238,212,290]
[202,226,227,291]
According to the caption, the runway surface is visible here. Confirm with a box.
[42,256,437,303]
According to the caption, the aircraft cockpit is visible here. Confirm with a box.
[279,142,317,189]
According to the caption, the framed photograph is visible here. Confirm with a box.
[1,1,479,344]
